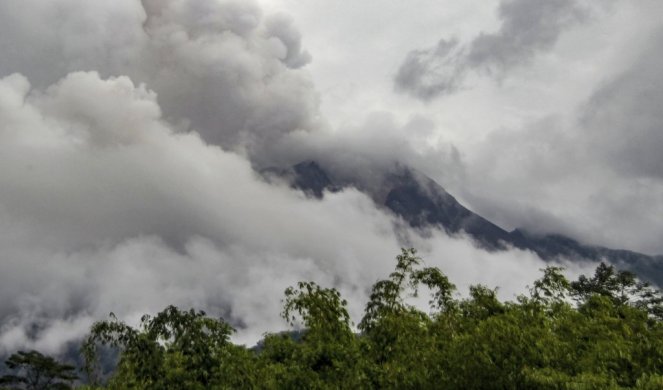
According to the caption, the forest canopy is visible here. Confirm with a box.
[3,248,663,389]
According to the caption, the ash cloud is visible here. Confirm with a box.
[0,0,319,161]
[7,0,658,358]
[580,29,663,180]
[458,28,663,255]
[0,68,570,354]
[395,0,588,100]
[0,0,591,357]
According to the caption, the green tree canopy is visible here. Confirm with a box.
[7,249,663,389]
[0,350,77,390]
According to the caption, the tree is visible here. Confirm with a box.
[571,262,663,319]
[359,248,424,332]
[4,249,660,388]
[282,281,352,340]
[530,265,570,306]
[266,281,367,387]
[82,306,253,389]
[0,350,77,390]
[358,248,452,389]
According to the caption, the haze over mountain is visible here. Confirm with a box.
[284,161,663,285]
[0,0,662,357]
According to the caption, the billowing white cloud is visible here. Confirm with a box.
[0,71,572,354]
[0,0,320,161]
[1,0,660,358]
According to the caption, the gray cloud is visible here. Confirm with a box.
[0,69,568,355]
[3,0,655,358]
[0,0,319,162]
[266,111,465,193]
[457,28,663,255]
[394,38,467,100]
[264,13,313,69]
[395,0,588,100]
[580,29,663,179]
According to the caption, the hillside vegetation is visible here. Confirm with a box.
[3,249,663,389]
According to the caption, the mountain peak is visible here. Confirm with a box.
[281,160,663,286]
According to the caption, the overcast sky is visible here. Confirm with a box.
[0,0,661,353]
[261,0,663,255]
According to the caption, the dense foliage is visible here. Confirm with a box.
[0,350,77,389]
[4,249,663,389]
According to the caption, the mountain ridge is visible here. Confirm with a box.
[274,160,663,286]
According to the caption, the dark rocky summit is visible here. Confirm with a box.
[278,160,663,286]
